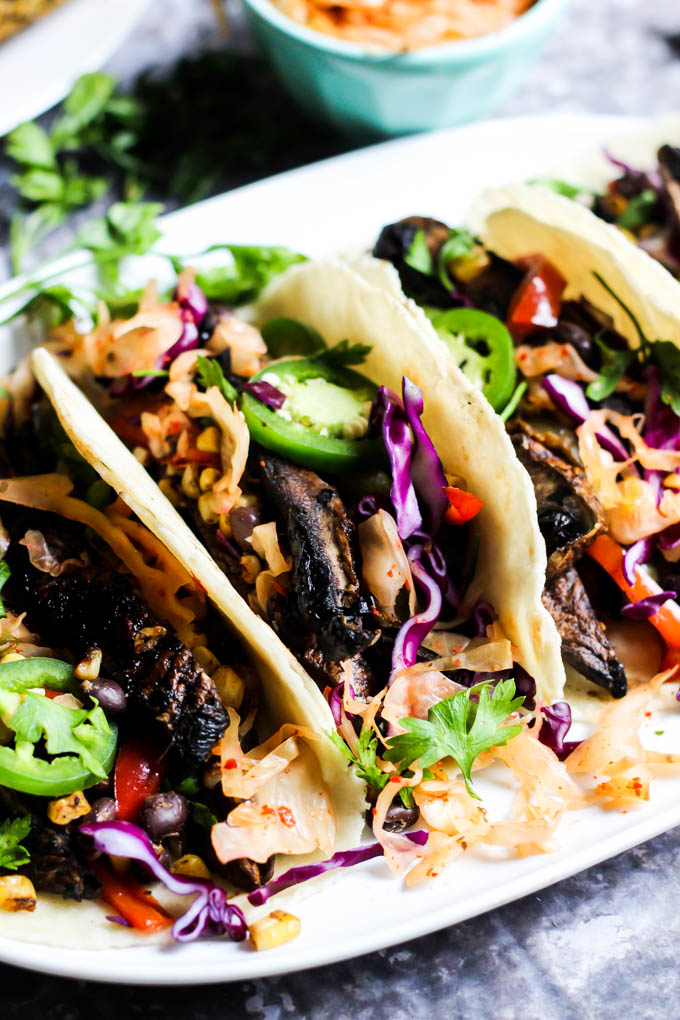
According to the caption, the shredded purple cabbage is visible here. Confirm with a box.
[538,702,580,761]
[373,387,422,540]
[177,281,208,324]
[216,530,240,559]
[164,319,199,365]
[621,591,677,620]
[105,914,132,928]
[80,820,247,943]
[470,600,498,637]
[622,537,655,585]
[247,831,429,907]
[243,380,287,409]
[541,375,628,460]
[357,494,380,519]
[402,377,449,536]
[391,544,443,677]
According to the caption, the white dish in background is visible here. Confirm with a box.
[0,0,149,138]
[1,111,678,985]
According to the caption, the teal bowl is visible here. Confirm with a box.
[241,0,569,138]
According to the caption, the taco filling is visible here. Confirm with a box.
[0,380,339,943]
[369,211,680,700]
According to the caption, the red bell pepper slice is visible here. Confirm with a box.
[114,740,164,822]
[444,486,484,526]
[507,255,567,341]
[93,861,172,933]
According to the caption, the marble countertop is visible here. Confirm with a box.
[2,0,680,1014]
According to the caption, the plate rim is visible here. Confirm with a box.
[0,109,676,985]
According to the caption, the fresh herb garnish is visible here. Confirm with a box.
[329,727,389,792]
[383,679,524,798]
[0,560,10,620]
[499,380,527,423]
[404,229,434,276]
[311,339,372,369]
[617,188,659,231]
[261,317,324,359]
[172,244,306,307]
[586,338,636,402]
[528,177,591,200]
[131,369,170,379]
[195,354,238,406]
[0,816,31,871]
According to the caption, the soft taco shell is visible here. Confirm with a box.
[256,258,565,705]
[467,183,680,348]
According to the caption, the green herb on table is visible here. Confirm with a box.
[171,244,306,306]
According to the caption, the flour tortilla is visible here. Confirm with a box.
[0,347,366,949]
[257,259,565,705]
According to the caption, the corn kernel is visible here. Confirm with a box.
[199,467,221,492]
[193,645,220,675]
[448,245,491,283]
[47,791,90,825]
[0,875,36,913]
[236,493,259,509]
[196,426,221,453]
[250,910,301,951]
[181,464,201,500]
[198,493,219,524]
[159,478,181,507]
[0,651,24,663]
[218,513,233,539]
[212,666,245,709]
[240,554,261,584]
[75,648,102,681]
[132,445,150,466]
[171,854,212,879]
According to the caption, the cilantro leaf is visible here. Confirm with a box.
[5,122,56,170]
[586,338,636,402]
[593,271,649,348]
[617,188,658,231]
[650,341,680,416]
[383,679,524,798]
[50,73,117,150]
[0,561,10,621]
[178,245,306,306]
[403,229,434,276]
[328,728,389,792]
[0,817,31,872]
[195,355,238,406]
[9,694,112,780]
[310,339,372,369]
[528,177,590,200]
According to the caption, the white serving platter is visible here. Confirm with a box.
[0,0,149,138]
[1,111,680,985]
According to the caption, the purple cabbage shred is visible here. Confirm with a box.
[621,591,677,620]
[247,831,429,907]
[538,702,581,761]
[402,377,449,537]
[80,820,247,943]
[541,375,628,461]
[243,380,287,409]
[372,386,422,540]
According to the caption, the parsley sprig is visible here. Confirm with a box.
[383,679,524,799]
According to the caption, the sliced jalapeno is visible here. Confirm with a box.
[241,356,384,473]
[426,307,517,412]
[0,656,76,693]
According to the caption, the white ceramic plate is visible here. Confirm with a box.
[1,111,679,985]
[0,0,149,138]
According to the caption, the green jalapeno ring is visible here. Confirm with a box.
[426,307,517,412]
[0,726,118,797]
[241,357,385,474]
[0,657,76,693]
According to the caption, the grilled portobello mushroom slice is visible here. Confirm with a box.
[256,451,375,661]
[511,432,605,579]
[542,566,627,698]
[6,519,228,771]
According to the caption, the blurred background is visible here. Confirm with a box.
[0,0,678,280]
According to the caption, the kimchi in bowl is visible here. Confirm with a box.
[241,0,569,136]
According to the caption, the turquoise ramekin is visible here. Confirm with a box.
[241,0,570,138]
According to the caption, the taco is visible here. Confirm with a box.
[20,251,573,888]
[529,114,680,280]
[361,184,680,708]
[0,366,365,949]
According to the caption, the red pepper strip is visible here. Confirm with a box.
[444,486,484,526]
[93,861,172,933]
[114,741,164,822]
[588,534,680,649]
[507,255,566,341]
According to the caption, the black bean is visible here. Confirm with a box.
[365,799,420,834]
[229,505,262,551]
[81,677,127,715]
[140,792,188,841]
[84,797,117,825]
